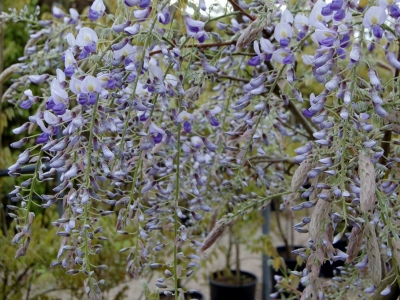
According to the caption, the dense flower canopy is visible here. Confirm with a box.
[2,0,400,299]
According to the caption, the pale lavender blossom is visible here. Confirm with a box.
[124,23,140,35]
[185,15,208,43]
[52,6,65,19]
[177,111,195,133]
[363,6,387,38]
[29,74,49,84]
[134,7,152,21]
[272,49,294,64]
[89,0,105,21]
[386,51,400,69]
[76,27,98,48]
[274,22,293,48]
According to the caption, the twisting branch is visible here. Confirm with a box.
[227,0,255,22]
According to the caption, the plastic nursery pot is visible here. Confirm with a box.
[159,290,204,300]
[271,246,306,293]
[209,270,257,300]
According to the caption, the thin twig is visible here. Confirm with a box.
[149,40,237,56]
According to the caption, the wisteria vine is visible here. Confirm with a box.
[2,0,400,299]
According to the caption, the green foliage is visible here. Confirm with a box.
[0,212,131,300]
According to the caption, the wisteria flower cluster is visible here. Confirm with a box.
[2,0,400,299]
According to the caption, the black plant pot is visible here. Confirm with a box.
[271,246,306,294]
[209,270,257,300]
[159,290,204,300]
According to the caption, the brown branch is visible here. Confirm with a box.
[227,0,255,22]
[216,74,251,83]
[248,156,295,165]
[149,40,237,56]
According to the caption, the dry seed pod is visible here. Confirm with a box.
[236,18,268,52]
[359,153,376,213]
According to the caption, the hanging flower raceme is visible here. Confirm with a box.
[177,111,195,133]
[185,15,208,43]
[363,6,387,39]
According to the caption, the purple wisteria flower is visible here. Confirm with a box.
[76,27,98,59]
[363,6,387,38]
[274,22,293,48]
[158,6,171,25]
[185,15,208,43]
[177,111,195,133]
[20,90,36,110]
[134,7,152,21]
[88,0,105,21]
[80,76,102,105]
[273,48,294,64]
[52,6,65,19]
[37,132,50,144]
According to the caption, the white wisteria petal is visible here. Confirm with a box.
[64,50,76,68]
[260,37,275,53]
[70,77,82,94]
[165,74,178,87]
[274,22,293,42]
[254,40,261,56]
[281,10,294,23]
[294,14,309,31]
[176,111,194,122]
[62,110,73,122]
[56,69,66,83]
[24,89,33,97]
[91,0,105,14]
[309,0,331,28]
[65,33,76,47]
[51,79,68,104]
[210,105,222,115]
[76,27,98,47]
[36,118,52,134]
[81,76,102,93]
[363,6,387,28]
[44,111,59,125]
[97,73,111,88]
[302,54,314,65]
[149,123,165,135]
[29,74,49,84]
